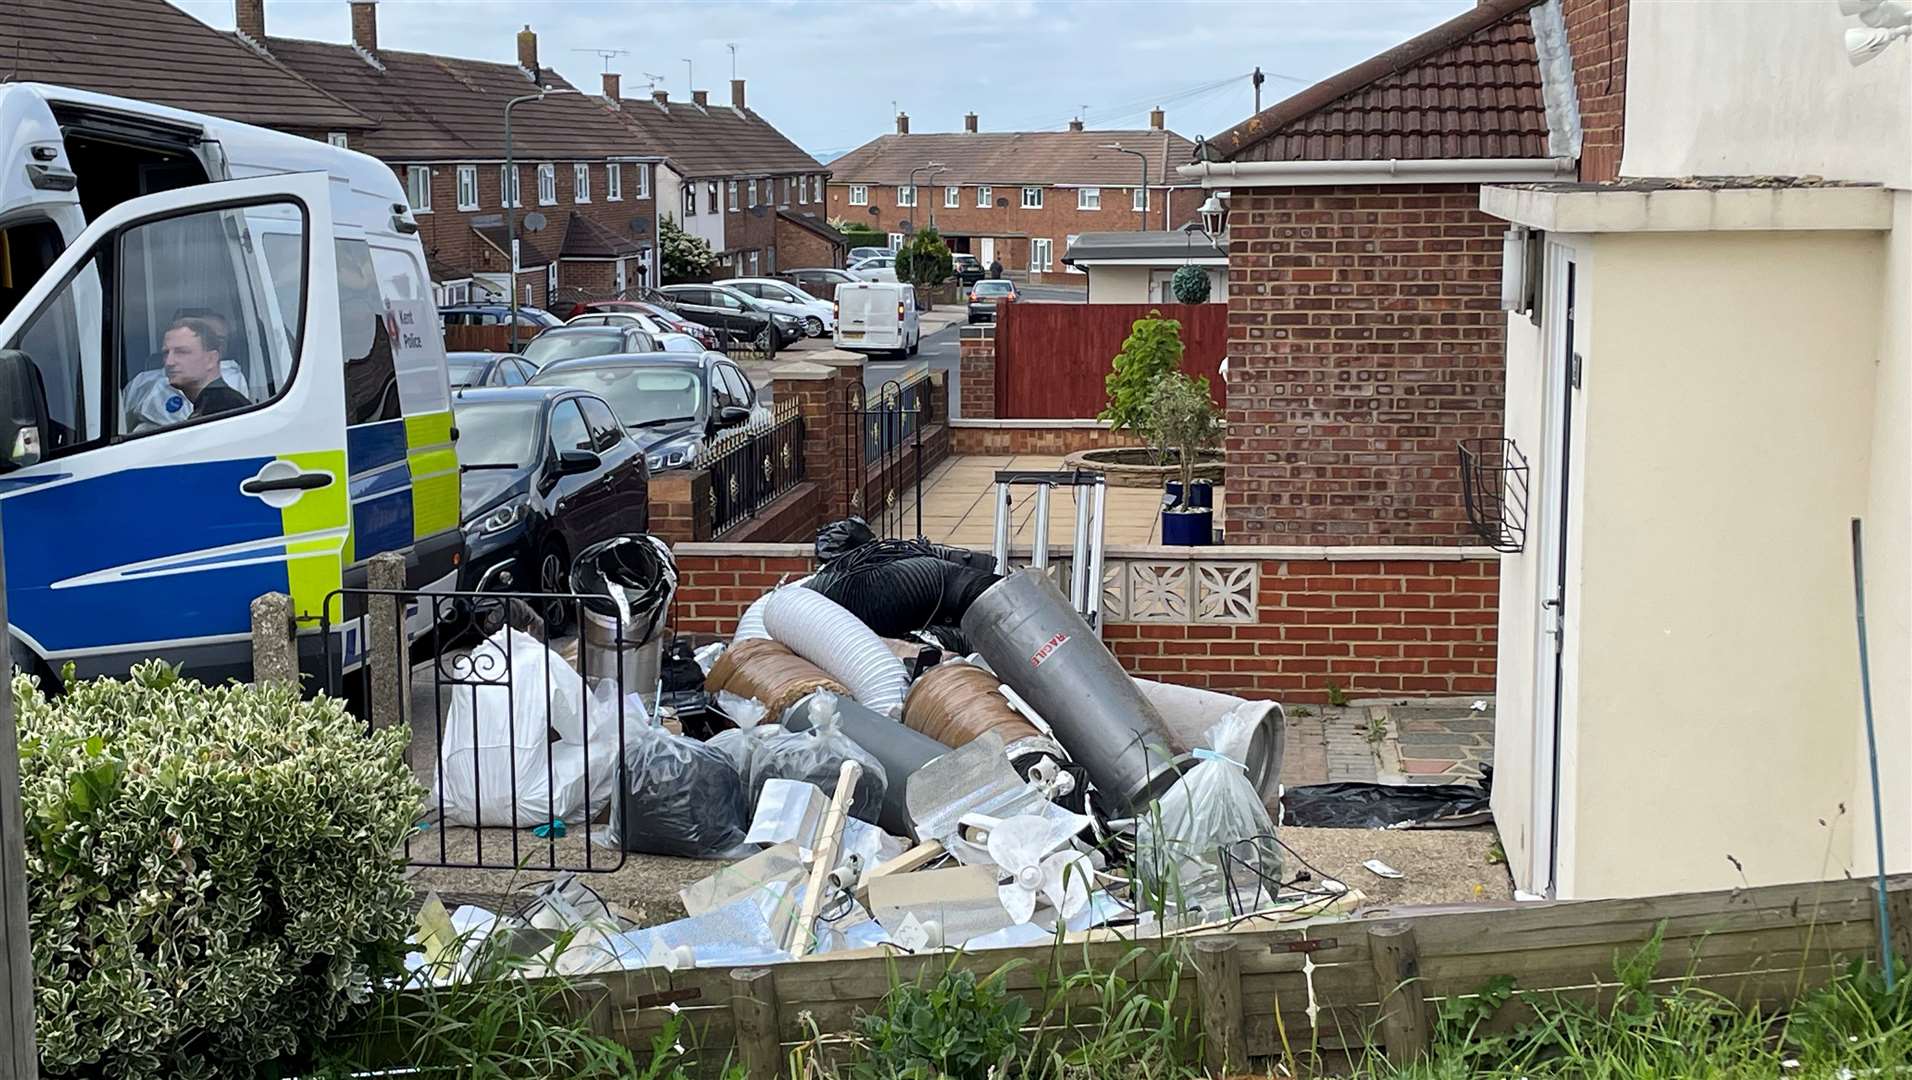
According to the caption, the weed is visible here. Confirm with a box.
[1364,716,1389,746]
[1325,681,1349,707]
[847,963,1031,1080]
[1486,839,1507,866]
[1290,706,1315,718]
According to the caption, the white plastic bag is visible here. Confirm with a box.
[434,628,586,827]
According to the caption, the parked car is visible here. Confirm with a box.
[530,351,760,474]
[564,298,722,349]
[447,351,538,388]
[952,253,984,286]
[847,246,895,264]
[520,324,661,368]
[453,386,650,617]
[849,256,898,283]
[655,284,802,351]
[439,303,563,330]
[834,281,920,359]
[967,279,1021,323]
[564,311,703,353]
[782,267,860,300]
[716,276,838,336]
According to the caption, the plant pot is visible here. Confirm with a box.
[1165,479,1214,509]
[1162,507,1213,546]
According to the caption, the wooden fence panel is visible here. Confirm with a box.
[994,302,1227,419]
[442,323,516,353]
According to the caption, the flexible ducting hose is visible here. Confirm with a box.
[761,587,910,716]
[903,661,1042,748]
[807,555,954,638]
[706,639,847,717]
[734,576,813,643]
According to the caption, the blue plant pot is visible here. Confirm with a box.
[1162,508,1214,546]
[1165,479,1214,509]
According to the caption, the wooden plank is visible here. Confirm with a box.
[1405,895,1884,958]
[1195,939,1245,1075]
[1243,1005,1381,1054]
[730,968,781,1080]
[1367,924,1431,1065]
[1885,881,1912,975]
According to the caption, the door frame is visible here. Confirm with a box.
[1529,243,1580,897]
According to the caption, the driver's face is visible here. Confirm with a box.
[162,328,221,391]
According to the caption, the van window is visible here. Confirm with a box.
[334,238,398,424]
[1,220,95,451]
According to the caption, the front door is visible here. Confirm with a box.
[1531,253,1579,896]
[980,237,996,266]
[0,173,345,681]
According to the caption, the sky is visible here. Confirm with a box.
[172,0,1475,160]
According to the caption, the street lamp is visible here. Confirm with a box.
[907,161,945,230]
[1101,143,1149,231]
[505,87,581,351]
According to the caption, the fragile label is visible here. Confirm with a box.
[1030,631,1069,667]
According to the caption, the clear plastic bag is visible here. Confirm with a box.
[706,724,777,777]
[1133,754,1278,916]
[435,627,586,827]
[746,693,889,824]
[611,721,750,858]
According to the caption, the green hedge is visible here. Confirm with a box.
[15,664,420,1079]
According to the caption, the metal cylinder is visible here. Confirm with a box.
[579,609,661,696]
[783,690,952,838]
[960,569,1189,811]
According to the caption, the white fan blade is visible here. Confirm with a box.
[998,881,1038,925]
[1039,851,1091,921]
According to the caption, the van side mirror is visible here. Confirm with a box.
[0,350,50,473]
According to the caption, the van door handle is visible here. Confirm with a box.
[241,460,335,509]
[242,473,332,494]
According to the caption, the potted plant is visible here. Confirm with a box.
[1147,372,1223,545]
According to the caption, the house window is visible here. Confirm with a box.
[327,132,348,148]
[1131,186,1148,212]
[574,163,590,203]
[1021,186,1044,209]
[798,177,808,205]
[457,165,478,210]
[1031,237,1052,271]
[813,176,824,202]
[897,185,916,208]
[637,164,650,198]
[782,177,793,206]
[944,186,960,208]
[977,185,993,208]
[888,232,905,251]
[546,262,558,299]
[728,180,739,211]
[707,180,719,213]
[1065,234,1082,272]
[749,179,759,207]
[849,184,869,206]
[537,163,556,206]
[1077,187,1100,210]
[499,164,521,208]
[683,183,697,216]
[405,166,431,212]
[747,250,760,275]
[607,163,623,201]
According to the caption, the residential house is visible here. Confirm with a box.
[1061,231,1228,303]
[609,82,836,279]
[1183,0,1581,547]
[234,1,661,309]
[1,0,374,139]
[1481,0,1910,900]
[827,111,1200,284]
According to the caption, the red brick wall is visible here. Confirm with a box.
[826,182,1204,285]
[668,548,1496,701]
[1563,0,1629,182]
[950,423,1145,456]
[775,216,845,271]
[1223,183,1506,546]
[959,326,996,419]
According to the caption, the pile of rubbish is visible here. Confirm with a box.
[425,521,1365,977]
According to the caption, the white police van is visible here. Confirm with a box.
[0,83,460,683]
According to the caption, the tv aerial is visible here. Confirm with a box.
[571,48,630,73]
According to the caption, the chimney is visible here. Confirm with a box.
[235,0,266,41]
[896,112,910,135]
[692,89,708,107]
[653,89,669,105]
[1149,106,1165,131]
[602,72,620,104]
[516,24,538,75]
[964,112,978,133]
[731,78,746,109]
[1067,118,1084,132]
[349,1,377,55]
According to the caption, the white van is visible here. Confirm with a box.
[832,281,920,359]
[0,82,459,683]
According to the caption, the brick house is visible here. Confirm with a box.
[1181,0,1585,545]
[826,111,1202,284]
[233,1,661,310]
[608,82,835,279]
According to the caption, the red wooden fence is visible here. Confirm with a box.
[442,324,516,353]
[993,302,1226,419]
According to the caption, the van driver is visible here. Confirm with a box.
[161,316,249,418]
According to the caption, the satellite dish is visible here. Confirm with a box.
[629,215,652,234]
[995,196,1008,208]
[866,205,880,216]
[898,218,913,232]
[523,211,548,232]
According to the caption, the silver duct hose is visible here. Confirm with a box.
[960,569,1190,811]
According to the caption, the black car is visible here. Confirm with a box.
[655,284,802,352]
[439,303,563,330]
[447,351,538,388]
[952,253,984,286]
[966,278,1020,323]
[520,324,661,369]
[529,351,759,474]
[454,386,650,609]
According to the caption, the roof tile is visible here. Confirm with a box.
[608,97,821,179]
[827,129,1196,188]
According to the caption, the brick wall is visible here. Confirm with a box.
[1223,183,1506,546]
[667,545,1498,701]
[826,182,1205,284]
[776,215,846,271]
[959,325,996,419]
[949,422,1147,456]
[1563,0,1629,182]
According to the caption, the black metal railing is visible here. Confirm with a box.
[318,587,645,873]
[845,375,926,539]
[697,399,806,537]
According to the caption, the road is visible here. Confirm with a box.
[864,320,963,414]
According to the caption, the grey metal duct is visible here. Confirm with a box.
[783,690,952,838]
[960,569,1190,811]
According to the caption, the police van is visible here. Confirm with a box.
[0,83,460,684]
